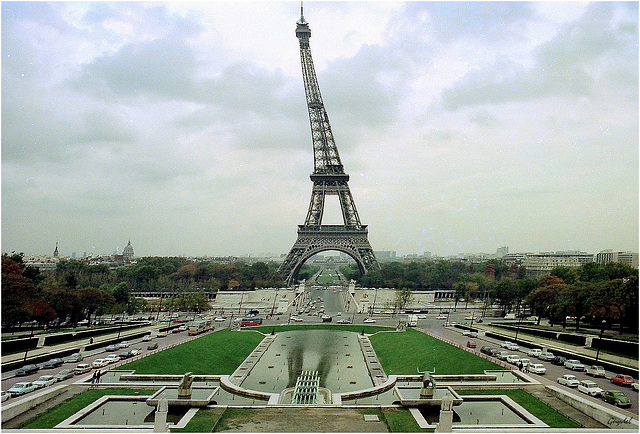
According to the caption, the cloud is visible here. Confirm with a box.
[440,2,637,110]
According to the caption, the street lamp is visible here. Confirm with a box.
[371,288,378,317]
[595,320,606,362]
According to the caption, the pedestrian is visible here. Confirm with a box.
[89,337,94,344]
[91,370,97,385]
[518,361,523,372]
[96,370,102,384]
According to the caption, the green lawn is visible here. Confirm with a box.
[173,408,225,432]
[382,408,434,432]
[117,329,264,374]
[20,388,154,429]
[456,389,581,428]
[369,328,500,375]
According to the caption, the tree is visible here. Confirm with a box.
[2,256,37,327]
[25,301,57,326]
[78,287,115,324]
[111,282,131,305]
[394,288,413,312]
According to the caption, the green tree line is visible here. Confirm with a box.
[342,259,638,333]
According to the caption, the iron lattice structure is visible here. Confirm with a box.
[279,7,378,286]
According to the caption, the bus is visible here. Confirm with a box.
[240,317,263,327]
[188,319,213,335]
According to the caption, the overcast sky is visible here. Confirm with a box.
[2,1,638,258]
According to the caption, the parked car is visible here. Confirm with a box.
[105,344,119,352]
[602,390,632,407]
[519,358,531,367]
[8,382,37,397]
[585,365,606,377]
[363,318,376,323]
[502,342,519,351]
[564,360,585,371]
[32,375,57,389]
[337,318,352,324]
[104,355,120,364]
[214,317,226,322]
[610,374,635,387]
[557,374,580,387]
[64,353,84,363]
[117,341,130,348]
[480,346,495,356]
[15,364,40,376]
[172,327,182,333]
[463,331,478,337]
[578,380,604,397]
[526,348,542,357]
[495,351,511,361]
[436,315,447,320]
[538,352,555,362]
[42,358,64,369]
[142,335,153,342]
[119,350,134,359]
[178,325,188,331]
[147,343,159,350]
[54,369,74,381]
[633,382,639,392]
[157,332,168,337]
[506,355,521,365]
[290,316,303,322]
[129,348,142,356]
[550,356,567,366]
[528,363,547,375]
[74,364,92,375]
[1,391,9,402]
[466,341,477,349]
[91,359,109,368]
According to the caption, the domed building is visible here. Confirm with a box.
[122,240,134,262]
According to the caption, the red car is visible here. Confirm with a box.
[610,374,635,387]
[466,341,477,348]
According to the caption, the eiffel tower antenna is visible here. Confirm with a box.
[299,1,306,24]
[279,7,378,286]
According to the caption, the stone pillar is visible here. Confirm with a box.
[435,391,454,432]
[153,399,169,432]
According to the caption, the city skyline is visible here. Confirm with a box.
[2,2,638,258]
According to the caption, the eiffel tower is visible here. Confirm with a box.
[279,5,378,286]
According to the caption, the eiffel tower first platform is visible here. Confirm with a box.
[279,6,379,286]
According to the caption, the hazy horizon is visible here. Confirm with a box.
[3,2,638,258]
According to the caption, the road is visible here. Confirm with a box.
[2,327,196,401]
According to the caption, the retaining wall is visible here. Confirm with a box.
[546,385,639,430]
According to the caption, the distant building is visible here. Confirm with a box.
[595,250,639,268]
[496,246,509,257]
[123,240,134,262]
[523,251,594,278]
[375,251,397,262]
[502,253,529,266]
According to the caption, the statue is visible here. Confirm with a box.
[397,320,407,331]
[417,367,436,399]
[178,372,194,400]
[435,391,454,432]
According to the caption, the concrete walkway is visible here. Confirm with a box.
[475,324,638,369]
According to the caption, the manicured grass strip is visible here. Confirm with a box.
[117,329,264,374]
[456,389,581,428]
[20,388,153,429]
[382,408,434,432]
[247,324,394,334]
[369,328,500,375]
[173,408,225,432]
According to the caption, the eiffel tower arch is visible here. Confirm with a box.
[279,6,378,286]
